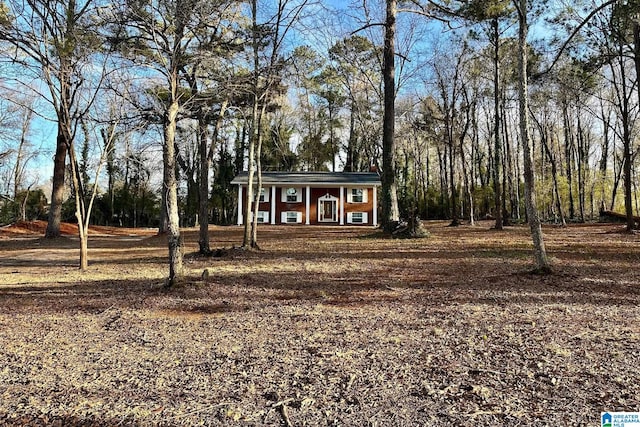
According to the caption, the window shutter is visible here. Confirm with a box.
[362,189,368,203]
[362,212,368,223]
[296,212,303,223]
[346,190,353,203]
[281,212,287,223]
[281,189,287,203]
[346,212,353,224]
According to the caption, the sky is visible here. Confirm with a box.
[1,0,595,199]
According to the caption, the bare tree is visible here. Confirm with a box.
[242,0,312,249]
[381,0,400,231]
[0,0,104,238]
[13,107,37,221]
[67,117,118,270]
[514,0,551,272]
[114,0,239,284]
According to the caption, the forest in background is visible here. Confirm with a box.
[0,0,637,261]
[1,3,639,422]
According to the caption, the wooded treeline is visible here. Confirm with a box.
[0,0,637,275]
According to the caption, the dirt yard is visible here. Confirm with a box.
[0,220,638,426]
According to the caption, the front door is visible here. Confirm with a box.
[319,197,337,222]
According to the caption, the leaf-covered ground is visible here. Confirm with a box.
[0,221,638,426]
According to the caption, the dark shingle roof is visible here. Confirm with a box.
[231,171,381,186]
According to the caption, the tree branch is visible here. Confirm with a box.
[351,22,385,36]
[535,0,618,78]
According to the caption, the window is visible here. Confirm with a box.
[250,211,270,223]
[286,187,298,202]
[258,188,269,203]
[282,187,302,203]
[257,211,269,223]
[347,212,368,224]
[281,211,302,223]
[347,188,367,203]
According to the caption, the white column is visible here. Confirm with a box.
[305,186,311,225]
[270,186,276,224]
[237,186,243,225]
[339,186,344,225]
[372,186,378,226]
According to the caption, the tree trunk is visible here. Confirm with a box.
[491,17,503,230]
[41,10,74,239]
[422,140,430,217]
[198,100,228,254]
[610,34,635,231]
[611,152,623,212]
[20,187,29,221]
[13,109,32,204]
[345,100,357,172]
[242,116,256,248]
[501,102,511,224]
[461,133,474,226]
[198,115,211,253]
[562,103,576,219]
[235,123,247,175]
[448,124,459,226]
[576,113,586,222]
[244,0,260,248]
[251,103,268,248]
[598,97,611,211]
[622,90,634,231]
[381,0,398,232]
[538,121,566,227]
[68,140,89,271]
[460,88,474,226]
[159,186,169,233]
[438,147,446,214]
[164,95,183,286]
[632,20,640,227]
[79,228,88,270]
[45,128,69,238]
[102,127,116,226]
[516,0,550,273]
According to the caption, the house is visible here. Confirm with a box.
[231,171,381,226]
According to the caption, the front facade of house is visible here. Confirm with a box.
[231,171,381,226]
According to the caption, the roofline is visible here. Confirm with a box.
[232,181,383,187]
[231,171,382,187]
